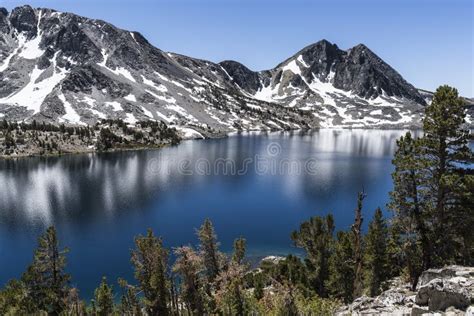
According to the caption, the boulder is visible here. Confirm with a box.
[416,278,471,311]
[466,306,474,315]
[337,266,474,315]
[418,266,474,289]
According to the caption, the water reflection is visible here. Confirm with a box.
[0,129,423,297]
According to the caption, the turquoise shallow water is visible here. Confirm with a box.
[0,129,419,299]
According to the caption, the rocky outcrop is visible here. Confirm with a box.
[219,60,262,93]
[337,266,474,315]
[0,6,471,131]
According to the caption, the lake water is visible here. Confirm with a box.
[0,129,419,298]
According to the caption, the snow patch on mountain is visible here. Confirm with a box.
[105,101,123,112]
[124,94,137,102]
[17,33,44,59]
[58,93,82,124]
[0,54,68,114]
[0,6,452,132]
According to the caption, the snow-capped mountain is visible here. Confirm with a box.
[0,6,464,136]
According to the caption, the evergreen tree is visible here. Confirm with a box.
[352,192,365,299]
[453,173,474,265]
[232,237,246,265]
[197,219,221,282]
[419,85,472,263]
[389,131,432,273]
[326,231,354,303]
[118,279,142,316]
[269,255,311,297]
[21,226,70,314]
[93,277,114,316]
[364,208,388,296]
[291,214,334,297]
[388,85,473,272]
[173,246,205,315]
[253,273,264,300]
[0,280,29,315]
[65,287,87,316]
[385,220,404,279]
[131,229,170,316]
[272,282,299,316]
[215,260,248,315]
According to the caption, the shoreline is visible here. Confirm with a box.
[0,143,173,160]
[0,125,432,160]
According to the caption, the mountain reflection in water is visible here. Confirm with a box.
[0,129,421,298]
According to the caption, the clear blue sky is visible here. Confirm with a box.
[1,0,473,96]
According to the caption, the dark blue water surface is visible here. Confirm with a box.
[0,129,419,299]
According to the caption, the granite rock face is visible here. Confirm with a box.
[0,6,471,134]
[337,266,474,316]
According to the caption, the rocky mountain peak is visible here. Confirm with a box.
[9,5,38,39]
[337,43,426,103]
[218,60,261,93]
[0,6,457,134]
[0,8,9,34]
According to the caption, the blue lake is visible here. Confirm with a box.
[0,129,419,299]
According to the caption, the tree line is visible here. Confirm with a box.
[1,118,181,155]
[0,85,472,315]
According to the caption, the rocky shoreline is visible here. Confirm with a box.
[336,266,474,315]
[0,124,412,159]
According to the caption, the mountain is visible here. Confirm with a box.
[0,6,467,137]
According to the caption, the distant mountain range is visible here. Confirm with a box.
[0,6,471,137]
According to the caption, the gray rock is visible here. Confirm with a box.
[466,305,474,316]
[9,5,38,39]
[338,266,474,316]
[416,278,472,311]
[418,266,474,288]
[0,5,471,132]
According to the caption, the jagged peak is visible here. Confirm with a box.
[299,39,340,53]
[0,6,431,129]
[10,5,35,14]
[351,43,369,50]
[346,43,380,59]
[0,7,8,16]
[219,60,256,73]
[274,39,341,70]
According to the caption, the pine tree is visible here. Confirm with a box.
[273,282,299,316]
[453,173,474,265]
[118,279,142,316]
[352,191,365,299]
[21,226,70,314]
[232,237,246,265]
[197,219,221,282]
[385,220,404,279]
[419,85,472,263]
[215,260,248,315]
[291,214,334,297]
[326,231,354,303]
[364,208,388,296]
[131,229,170,315]
[253,273,264,300]
[93,277,114,316]
[0,280,29,315]
[65,287,87,316]
[173,246,205,315]
[388,131,432,273]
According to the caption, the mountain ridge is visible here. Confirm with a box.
[0,5,471,137]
